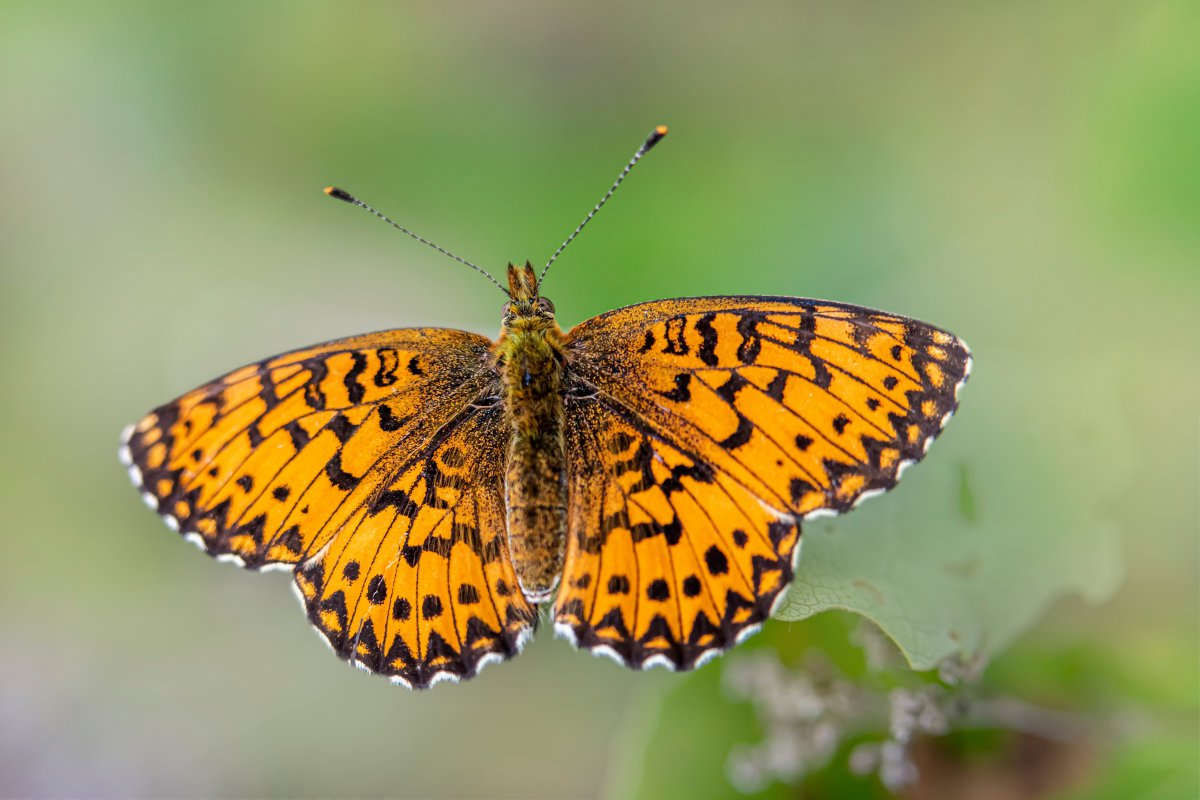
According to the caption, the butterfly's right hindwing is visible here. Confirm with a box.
[292,403,537,687]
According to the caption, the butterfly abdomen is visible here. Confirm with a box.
[498,265,569,604]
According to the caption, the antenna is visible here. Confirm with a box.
[539,124,668,286]
[324,187,510,297]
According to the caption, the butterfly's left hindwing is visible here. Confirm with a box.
[556,395,799,670]
[121,328,536,687]
[564,297,970,521]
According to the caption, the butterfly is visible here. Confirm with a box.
[120,126,970,688]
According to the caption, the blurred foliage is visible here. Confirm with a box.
[0,1,1195,798]
[779,352,1124,669]
[612,612,1199,799]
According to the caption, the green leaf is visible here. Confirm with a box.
[776,351,1125,670]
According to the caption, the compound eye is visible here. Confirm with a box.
[536,297,556,314]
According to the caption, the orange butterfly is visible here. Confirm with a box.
[121,127,970,688]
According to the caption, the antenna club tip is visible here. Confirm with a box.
[324,186,357,204]
[644,125,668,151]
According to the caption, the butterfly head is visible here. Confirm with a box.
[502,262,556,324]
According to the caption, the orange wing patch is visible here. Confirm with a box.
[121,329,534,687]
[554,396,799,670]
[564,297,970,521]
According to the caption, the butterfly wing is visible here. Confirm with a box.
[556,395,799,669]
[554,297,970,669]
[121,329,535,687]
[292,401,536,687]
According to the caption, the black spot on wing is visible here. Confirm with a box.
[765,370,788,401]
[246,423,265,448]
[377,404,407,432]
[422,594,443,619]
[638,330,656,353]
[647,579,671,601]
[704,545,729,576]
[715,372,750,402]
[392,597,411,620]
[328,413,358,444]
[343,351,367,403]
[662,317,689,355]
[282,420,311,450]
[695,313,720,367]
[811,358,833,389]
[736,313,764,364]
[659,373,692,402]
[607,431,635,454]
[366,575,388,604]
[325,452,361,490]
[278,526,303,553]
[303,358,328,410]
[789,477,817,504]
[373,488,420,518]
[718,414,754,450]
[374,349,399,387]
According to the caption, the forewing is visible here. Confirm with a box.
[121,328,536,686]
[564,297,970,519]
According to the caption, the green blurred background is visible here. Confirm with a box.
[1,2,1195,798]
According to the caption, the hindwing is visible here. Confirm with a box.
[555,395,798,670]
